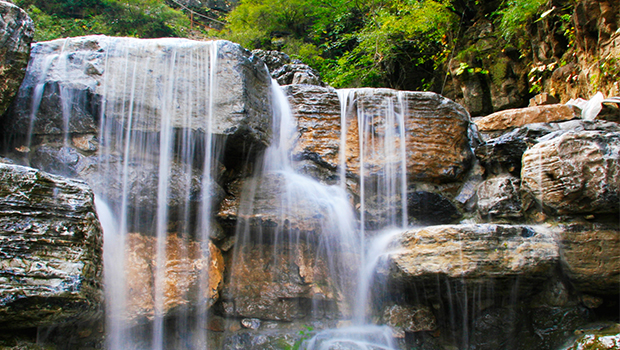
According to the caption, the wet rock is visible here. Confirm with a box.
[475,104,580,137]
[521,130,620,214]
[0,1,34,116]
[251,49,290,73]
[557,223,620,295]
[3,36,273,160]
[285,86,473,183]
[222,330,300,350]
[407,191,461,225]
[0,163,103,328]
[222,242,348,321]
[385,224,559,295]
[241,318,261,330]
[217,172,350,235]
[475,175,523,219]
[123,233,224,324]
[382,305,437,333]
[564,324,620,350]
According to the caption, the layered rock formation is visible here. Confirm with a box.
[0,1,33,116]
[0,163,103,329]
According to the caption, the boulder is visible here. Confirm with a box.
[0,163,103,328]
[272,64,323,86]
[285,86,473,184]
[2,36,273,160]
[385,224,559,295]
[122,233,224,324]
[476,175,523,218]
[222,242,351,321]
[557,223,620,295]
[521,130,620,214]
[475,104,580,138]
[0,1,34,116]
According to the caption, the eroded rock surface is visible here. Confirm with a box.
[123,233,224,324]
[385,224,559,294]
[0,1,33,116]
[558,223,620,295]
[521,130,620,214]
[0,163,103,328]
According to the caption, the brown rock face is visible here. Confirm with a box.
[475,104,580,134]
[123,233,224,323]
[558,223,620,295]
[521,131,620,214]
[0,1,33,116]
[0,163,103,328]
[223,242,353,321]
[286,86,473,184]
[385,224,559,295]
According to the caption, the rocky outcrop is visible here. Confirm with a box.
[123,233,224,324]
[286,85,473,183]
[521,130,620,214]
[475,104,580,137]
[385,224,559,295]
[0,163,103,328]
[558,223,620,295]
[2,36,273,160]
[0,1,33,117]
[253,49,324,86]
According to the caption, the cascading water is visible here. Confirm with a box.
[14,36,226,350]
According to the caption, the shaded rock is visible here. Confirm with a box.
[407,191,461,225]
[241,318,261,330]
[529,92,559,107]
[557,223,620,295]
[475,104,580,136]
[382,305,437,333]
[475,175,523,219]
[217,172,350,235]
[251,49,290,73]
[475,119,620,175]
[385,224,559,295]
[272,64,323,86]
[565,325,620,350]
[0,1,34,116]
[0,163,103,328]
[122,233,224,324]
[222,330,300,350]
[521,130,620,214]
[3,36,273,160]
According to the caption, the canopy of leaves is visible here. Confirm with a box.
[15,0,194,41]
[220,0,565,90]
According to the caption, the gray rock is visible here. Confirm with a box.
[476,175,523,218]
[521,130,620,214]
[3,36,273,160]
[0,1,34,116]
[382,304,437,333]
[0,163,103,328]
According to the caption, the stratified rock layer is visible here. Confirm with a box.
[286,86,473,184]
[0,1,33,116]
[521,130,620,214]
[0,163,103,328]
[475,104,580,134]
[385,224,558,294]
[558,223,620,295]
[123,233,224,324]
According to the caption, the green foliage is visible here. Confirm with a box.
[15,0,193,41]
[221,0,456,90]
[497,0,548,41]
